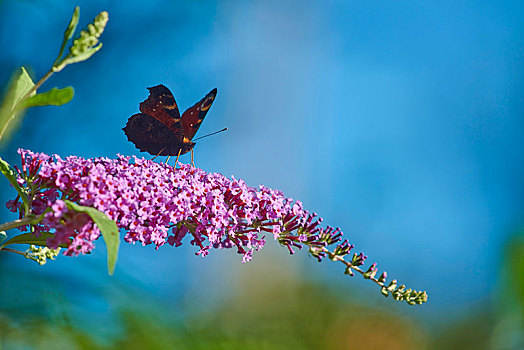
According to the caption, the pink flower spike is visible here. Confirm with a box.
[6,149,428,305]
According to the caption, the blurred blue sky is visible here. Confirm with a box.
[1,0,523,324]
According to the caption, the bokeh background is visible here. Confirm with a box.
[1,0,523,348]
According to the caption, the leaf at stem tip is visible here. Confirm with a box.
[65,7,80,42]
[53,6,80,66]
[19,87,74,109]
[64,200,120,275]
[0,156,30,211]
[0,67,35,145]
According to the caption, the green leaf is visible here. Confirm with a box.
[20,87,74,109]
[53,6,80,67]
[0,67,34,111]
[0,67,35,145]
[1,231,68,248]
[65,201,120,275]
[0,156,30,212]
[65,7,80,41]
[0,231,6,245]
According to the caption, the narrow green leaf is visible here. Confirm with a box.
[20,87,74,109]
[65,201,120,275]
[0,156,29,211]
[0,231,6,245]
[0,67,35,145]
[53,6,80,67]
[65,7,80,42]
[1,231,68,248]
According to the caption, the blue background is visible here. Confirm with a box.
[1,0,523,336]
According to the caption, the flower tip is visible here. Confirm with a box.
[96,11,109,26]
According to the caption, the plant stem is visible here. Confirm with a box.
[0,246,27,257]
[0,216,35,232]
[21,68,55,103]
[320,246,383,288]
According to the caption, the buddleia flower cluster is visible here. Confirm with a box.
[6,149,428,305]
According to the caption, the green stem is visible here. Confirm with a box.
[0,216,36,232]
[0,246,28,257]
[53,42,68,69]
[20,68,55,103]
[52,54,72,73]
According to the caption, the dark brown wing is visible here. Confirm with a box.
[139,84,181,130]
[181,88,217,140]
[123,113,194,156]
[123,85,194,156]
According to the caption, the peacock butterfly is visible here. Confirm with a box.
[123,85,217,157]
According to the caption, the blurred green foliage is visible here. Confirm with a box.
[0,67,34,145]
[3,226,524,349]
[0,6,108,148]
[0,279,427,350]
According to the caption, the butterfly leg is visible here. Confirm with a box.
[165,156,171,164]
[174,148,182,169]
[151,147,166,161]
[191,149,195,168]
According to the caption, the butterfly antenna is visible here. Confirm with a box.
[192,128,228,141]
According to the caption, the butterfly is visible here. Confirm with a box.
[123,84,217,160]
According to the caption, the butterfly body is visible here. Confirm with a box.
[123,85,217,156]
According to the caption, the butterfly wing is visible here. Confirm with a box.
[181,88,217,140]
[123,113,192,156]
[139,84,181,129]
[123,85,194,156]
